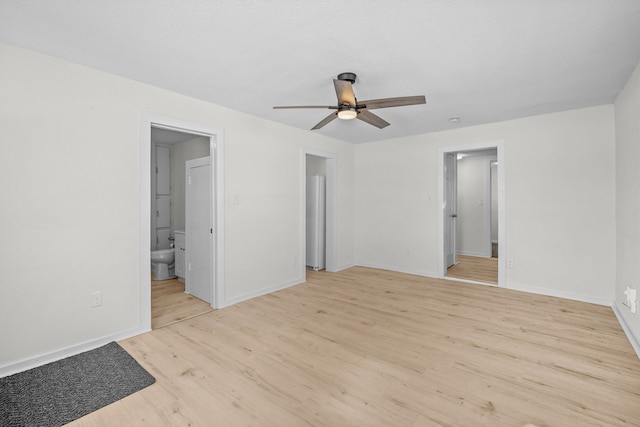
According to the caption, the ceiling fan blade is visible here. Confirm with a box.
[358,95,426,110]
[273,105,337,109]
[357,110,390,129]
[311,112,338,130]
[333,79,357,107]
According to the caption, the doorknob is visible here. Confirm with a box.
[451,214,457,218]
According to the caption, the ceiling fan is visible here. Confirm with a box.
[273,72,426,130]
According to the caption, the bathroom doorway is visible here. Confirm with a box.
[139,114,225,332]
[150,128,211,328]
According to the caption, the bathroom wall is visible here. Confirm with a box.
[171,136,210,233]
[152,143,172,250]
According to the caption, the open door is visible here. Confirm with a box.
[444,152,458,270]
[185,156,213,305]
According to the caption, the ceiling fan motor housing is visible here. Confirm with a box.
[337,72,356,83]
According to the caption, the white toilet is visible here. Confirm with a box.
[151,249,175,280]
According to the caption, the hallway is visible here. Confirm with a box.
[446,254,498,285]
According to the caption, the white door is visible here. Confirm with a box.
[444,152,458,269]
[186,156,212,304]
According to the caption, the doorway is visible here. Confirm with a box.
[438,141,505,287]
[140,114,225,332]
[150,128,213,328]
[301,149,337,280]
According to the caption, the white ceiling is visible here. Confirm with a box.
[2,1,639,144]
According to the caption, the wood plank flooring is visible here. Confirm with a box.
[70,267,640,426]
[151,278,213,329]
[447,254,498,284]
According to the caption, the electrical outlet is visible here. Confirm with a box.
[624,287,637,314]
[507,259,514,269]
[91,291,103,308]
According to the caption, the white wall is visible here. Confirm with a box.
[355,105,616,303]
[0,39,629,371]
[171,136,210,233]
[0,42,355,370]
[614,60,640,352]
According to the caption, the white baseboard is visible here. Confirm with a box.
[456,251,490,258]
[220,265,358,308]
[505,282,613,307]
[355,262,439,279]
[0,325,149,378]
[333,263,356,272]
[612,305,640,359]
[221,277,304,308]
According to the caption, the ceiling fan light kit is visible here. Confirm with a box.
[273,72,426,130]
[337,108,357,120]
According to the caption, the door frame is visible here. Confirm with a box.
[140,113,225,332]
[300,148,337,278]
[437,140,505,287]
[443,152,458,269]
[483,156,496,258]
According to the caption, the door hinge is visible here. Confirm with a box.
[210,228,213,234]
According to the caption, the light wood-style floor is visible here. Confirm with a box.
[71,267,640,426]
[447,254,498,284]
[151,278,213,329]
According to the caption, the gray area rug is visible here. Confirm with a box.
[0,342,155,427]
